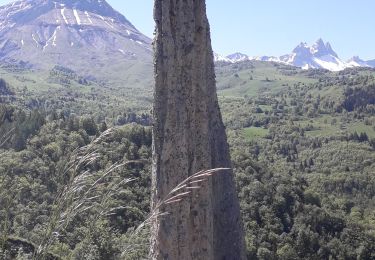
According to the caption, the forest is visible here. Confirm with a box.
[1,62,375,259]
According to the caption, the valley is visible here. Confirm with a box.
[1,58,375,259]
[0,0,375,259]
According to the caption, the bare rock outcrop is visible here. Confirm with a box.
[150,0,246,259]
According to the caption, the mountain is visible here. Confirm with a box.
[221,39,375,71]
[0,0,372,77]
[346,56,371,68]
[0,0,153,85]
[226,52,249,62]
[213,52,232,63]
[252,55,280,63]
[278,39,346,71]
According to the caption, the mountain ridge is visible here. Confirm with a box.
[0,1,373,76]
[216,39,375,71]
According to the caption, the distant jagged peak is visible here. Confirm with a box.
[292,42,312,55]
[296,42,308,48]
[213,52,233,63]
[348,56,364,63]
[214,38,374,71]
[291,38,338,58]
[346,56,370,67]
[226,52,250,62]
[312,38,325,49]
[310,38,338,58]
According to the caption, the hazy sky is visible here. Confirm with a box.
[1,0,374,60]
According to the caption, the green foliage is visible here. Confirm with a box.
[1,63,375,259]
[0,78,15,96]
[0,111,152,258]
[222,66,375,259]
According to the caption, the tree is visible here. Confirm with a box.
[80,117,98,136]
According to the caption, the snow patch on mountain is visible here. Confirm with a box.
[85,11,93,24]
[73,9,81,25]
[312,55,347,71]
[226,53,250,62]
[216,39,375,71]
[213,52,233,63]
[346,56,370,68]
[253,56,280,63]
[61,8,69,24]
[43,26,59,51]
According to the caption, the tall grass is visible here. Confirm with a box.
[32,128,142,259]
[1,127,229,259]
[0,128,15,256]
[0,128,14,150]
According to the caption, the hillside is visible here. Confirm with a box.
[216,61,318,97]
[219,64,375,258]
[1,59,375,258]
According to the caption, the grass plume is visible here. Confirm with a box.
[121,168,231,257]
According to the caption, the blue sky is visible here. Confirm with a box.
[1,0,374,60]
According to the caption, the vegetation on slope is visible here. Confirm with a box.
[1,62,375,259]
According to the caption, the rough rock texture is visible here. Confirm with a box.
[150,0,246,259]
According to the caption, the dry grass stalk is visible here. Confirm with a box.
[4,126,230,259]
[33,128,146,259]
[0,128,14,149]
[121,168,231,257]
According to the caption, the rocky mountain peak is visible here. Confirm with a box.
[346,56,370,67]
[312,38,324,48]
[292,42,311,56]
[348,56,363,63]
[226,52,249,62]
[215,38,375,72]
[310,38,338,58]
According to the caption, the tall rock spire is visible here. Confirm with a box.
[150,0,245,259]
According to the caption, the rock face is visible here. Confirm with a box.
[150,1,245,259]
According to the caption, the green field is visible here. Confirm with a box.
[242,127,269,141]
[294,115,375,138]
[216,61,317,98]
